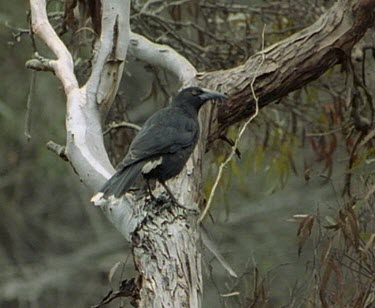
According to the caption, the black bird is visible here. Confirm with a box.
[97,86,227,200]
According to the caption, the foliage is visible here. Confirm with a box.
[1,0,374,307]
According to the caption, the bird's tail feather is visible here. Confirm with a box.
[100,162,144,198]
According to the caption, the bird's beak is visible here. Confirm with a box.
[199,89,228,102]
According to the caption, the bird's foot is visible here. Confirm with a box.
[165,194,200,213]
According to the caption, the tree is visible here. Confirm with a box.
[25,0,374,307]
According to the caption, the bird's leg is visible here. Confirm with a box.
[160,181,183,207]
[146,179,156,201]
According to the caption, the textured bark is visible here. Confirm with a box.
[101,0,375,307]
[199,0,375,144]
[29,0,122,189]
[124,118,205,307]
[28,0,375,307]
[132,205,201,308]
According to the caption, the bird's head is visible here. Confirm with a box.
[172,87,228,112]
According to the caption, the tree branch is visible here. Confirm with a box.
[85,2,129,116]
[29,0,78,95]
[29,0,131,190]
[27,0,375,307]
[128,32,197,86]
[29,0,134,239]
[199,25,266,223]
[199,0,375,144]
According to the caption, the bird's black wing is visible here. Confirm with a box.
[118,108,198,169]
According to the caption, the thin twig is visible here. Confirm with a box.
[103,121,141,135]
[24,71,36,140]
[198,25,266,223]
[28,10,37,52]
[46,140,68,161]
[24,12,38,141]
[306,127,344,137]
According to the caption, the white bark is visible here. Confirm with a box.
[30,1,203,306]
[94,27,204,308]
[133,207,202,308]
[85,2,129,116]
[128,32,197,86]
[28,0,375,306]
[29,0,134,190]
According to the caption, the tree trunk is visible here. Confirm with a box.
[27,0,374,307]
[132,205,202,307]
[200,0,375,145]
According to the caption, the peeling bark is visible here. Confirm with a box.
[124,1,375,306]
[199,0,375,144]
[29,0,130,189]
[27,0,375,307]
[132,205,202,308]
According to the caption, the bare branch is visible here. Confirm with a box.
[30,0,78,95]
[199,0,375,143]
[24,70,36,140]
[129,32,197,86]
[85,1,130,116]
[46,141,68,161]
[28,1,141,274]
[25,56,54,72]
[26,0,375,306]
[29,0,131,191]
[199,25,266,223]
[103,121,141,135]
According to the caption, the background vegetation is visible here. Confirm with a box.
[1,0,374,307]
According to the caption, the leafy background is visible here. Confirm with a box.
[0,1,374,307]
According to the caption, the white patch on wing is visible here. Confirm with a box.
[142,157,163,174]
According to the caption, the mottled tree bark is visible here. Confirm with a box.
[200,0,375,144]
[28,0,374,307]
[132,206,202,308]
[128,1,375,307]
